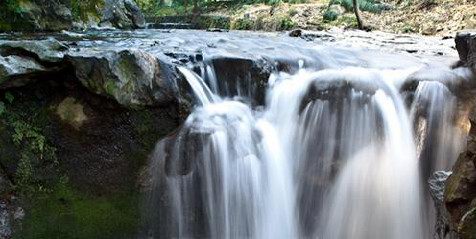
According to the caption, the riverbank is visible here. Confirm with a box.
[147,0,475,36]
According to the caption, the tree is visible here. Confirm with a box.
[352,0,364,30]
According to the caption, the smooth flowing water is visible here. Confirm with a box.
[145,46,472,239]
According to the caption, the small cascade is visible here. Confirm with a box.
[144,51,471,239]
[410,81,465,238]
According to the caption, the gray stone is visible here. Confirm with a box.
[455,31,476,72]
[0,38,67,88]
[100,0,146,29]
[67,49,176,107]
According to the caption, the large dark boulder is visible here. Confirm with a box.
[100,0,146,29]
[455,31,476,72]
[67,49,176,107]
[0,38,67,88]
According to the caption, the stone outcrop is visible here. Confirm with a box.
[455,31,476,72]
[0,0,146,32]
[443,30,476,239]
[67,49,176,107]
[100,0,146,29]
[0,0,73,32]
[0,38,67,88]
[445,125,476,239]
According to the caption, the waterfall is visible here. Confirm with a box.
[144,58,468,239]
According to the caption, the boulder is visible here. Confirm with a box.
[100,0,146,29]
[455,31,476,72]
[67,49,176,107]
[0,38,67,88]
[0,0,72,32]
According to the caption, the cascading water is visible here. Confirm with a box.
[144,49,471,239]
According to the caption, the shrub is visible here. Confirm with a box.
[323,10,339,22]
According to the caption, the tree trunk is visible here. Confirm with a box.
[352,0,364,30]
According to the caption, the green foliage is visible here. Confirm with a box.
[402,24,416,33]
[323,10,339,22]
[136,0,157,13]
[0,92,57,195]
[149,0,308,17]
[0,0,26,31]
[231,18,254,30]
[288,8,298,17]
[71,0,104,21]
[5,0,24,14]
[9,114,58,194]
[279,16,295,30]
[0,102,5,116]
[329,0,387,13]
[5,92,14,103]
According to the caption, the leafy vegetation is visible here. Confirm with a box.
[323,9,339,21]
[0,91,58,195]
[71,0,105,21]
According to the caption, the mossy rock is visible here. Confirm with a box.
[458,206,476,239]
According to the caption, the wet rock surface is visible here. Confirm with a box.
[429,171,459,239]
[0,29,464,107]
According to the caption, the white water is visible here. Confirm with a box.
[146,60,469,239]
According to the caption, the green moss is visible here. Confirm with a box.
[104,80,118,96]
[16,178,139,239]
